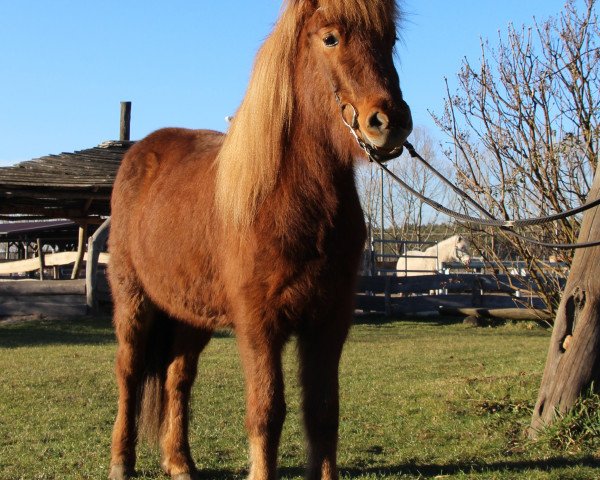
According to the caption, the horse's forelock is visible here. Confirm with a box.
[315,0,400,37]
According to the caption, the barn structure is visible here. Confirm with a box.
[0,103,132,316]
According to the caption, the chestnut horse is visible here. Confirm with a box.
[108,1,412,479]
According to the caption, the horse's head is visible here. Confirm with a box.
[297,0,412,160]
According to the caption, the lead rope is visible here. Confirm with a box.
[370,149,600,250]
[336,99,600,249]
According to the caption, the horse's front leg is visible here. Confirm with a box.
[236,321,287,480]
[298,317,351,480]
[109,287,154,480]
[160,322,212,480]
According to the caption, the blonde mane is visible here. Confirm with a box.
[215,0,400,228]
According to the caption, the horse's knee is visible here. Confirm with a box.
[246,396,287,438]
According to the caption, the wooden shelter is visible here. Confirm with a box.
[0,103,132,315]
[0,140,129,222]
[0,102,132,223]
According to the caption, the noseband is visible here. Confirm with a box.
[334,92,404,162]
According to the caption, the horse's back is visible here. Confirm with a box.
[112,128,223,206]
[109,128,227,325]
[396,250,436,276]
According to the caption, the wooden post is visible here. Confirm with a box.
[86,217,110,313]
[120,101,131,142]
[530,167,600,436]
[71,223,88,280]
[36,238,45,281]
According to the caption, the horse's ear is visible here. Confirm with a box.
[288,0,318,14]
[457,235,462,242]
[289,0,317,7]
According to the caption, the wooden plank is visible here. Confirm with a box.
[355,294,386,312]
[0,280,86,295]
[0,257,40,274]
[439,307,552,321]
[358,274,541,295]
[0,252,109,274]
[356,276,394,294]
[0,294,84,305]
[390,294,547,315]
[0,188,111,200]
[0,297,87,317]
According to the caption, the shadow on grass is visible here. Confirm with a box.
[0,315,116,348]
[178,456,600,479]
[336,456,600,477]
[0,315,236,349]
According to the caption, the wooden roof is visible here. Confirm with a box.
[0,141,132,222]
[0,220,79,244]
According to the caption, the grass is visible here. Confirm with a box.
[0,316,599,479]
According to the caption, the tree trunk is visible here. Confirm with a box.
[530,169,600,437]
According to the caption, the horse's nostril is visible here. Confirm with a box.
[367,111,389,131]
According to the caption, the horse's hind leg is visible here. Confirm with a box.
[298,317,351,480]
[109,276,154,480]
[160,321,212,479]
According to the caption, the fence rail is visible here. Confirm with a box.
[0,252,109,276]
[355,273,550,318]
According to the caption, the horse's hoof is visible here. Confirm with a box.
[172,473,197,480]
[108,464,132,480]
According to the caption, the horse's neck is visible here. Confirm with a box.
[437,238,456,262]
[258,124,357,238]
[281,117,354,196]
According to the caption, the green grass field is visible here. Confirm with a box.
[1,316,598,479]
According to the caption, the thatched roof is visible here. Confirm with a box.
[0,141,132,221]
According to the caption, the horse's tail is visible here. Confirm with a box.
[136,311,173,445]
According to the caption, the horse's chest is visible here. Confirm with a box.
[251,217,364,317]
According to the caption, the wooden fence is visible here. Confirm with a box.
[0,280,87,317]
[356,273,550,319]
[0,219,111,317]
[1,243,551,320]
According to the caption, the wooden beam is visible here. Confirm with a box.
[0,188,111,200]
[0,280,86,295]
[71,223,88,280]
[0,295,87,317]
[120,101,132,141]
[86,217,111,312]
[36,238,45,280]
[439,307,552,321]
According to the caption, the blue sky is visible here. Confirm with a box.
[0,0,583,166]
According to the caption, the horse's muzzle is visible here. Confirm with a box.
[362,100,412,161]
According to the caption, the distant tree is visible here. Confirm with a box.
[433,0,599,314]
[356,126,453,255]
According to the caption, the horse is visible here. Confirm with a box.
[107,1,412,479]
[396,235,470,277]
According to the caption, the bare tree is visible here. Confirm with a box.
[356,126,453,258]
[433,0,600,313]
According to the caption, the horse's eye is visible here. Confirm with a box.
[323,33,339,48]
